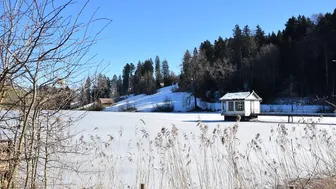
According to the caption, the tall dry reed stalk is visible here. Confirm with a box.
[74,118,336,189]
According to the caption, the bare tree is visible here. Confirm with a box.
[0,0,110,188]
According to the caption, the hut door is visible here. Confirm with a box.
[251,101,254,114]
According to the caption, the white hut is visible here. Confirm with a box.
[219,91,262,120]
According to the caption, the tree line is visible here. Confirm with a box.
[179,9,336,102]
[80,9,336,105]
[80,56,178,104]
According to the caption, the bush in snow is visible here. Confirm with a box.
[171,85,179,93]
[276,106,283,112]
[119,100,137,112]
[90,103,105,111]
[152,97,174,112]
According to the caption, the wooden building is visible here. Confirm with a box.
[97,98,114,107]
[220,91,262,120]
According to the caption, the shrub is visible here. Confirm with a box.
[316,105,334,113]
[119,106,137,112]
[152,97,174,112]
[89,103,105,111]
[79,103,104,111]
[119,100,137,112]
[171,85,179,93]
[276,106,283,112]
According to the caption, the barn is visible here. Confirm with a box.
[219,91,262,120]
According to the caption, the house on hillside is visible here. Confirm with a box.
[97,98,114,107]
[219,91,262,120]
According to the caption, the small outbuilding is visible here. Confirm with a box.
[97,98,114,107]
[219,91,262,120]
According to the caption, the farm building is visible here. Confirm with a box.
[220,91,262,120]
[97,98,114,107]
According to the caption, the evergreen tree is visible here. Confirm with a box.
[122,63,131,94]
[143,59,155,94]
[133,61,143,95]
[84,76,91,104]
[255,25,266,49]
[111,74,118,97]
[129,63,135,93]
[117,75,123,96]
[162,59,171,86]
[155,55,162,88]
[105,77,111,98]
[179,50,192,91]
[200,40,214,63]
[214,36,226,61]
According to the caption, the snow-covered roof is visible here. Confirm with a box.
[219,91,262,101]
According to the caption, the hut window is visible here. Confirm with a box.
[235,101,244,111]
[228,101,234,111]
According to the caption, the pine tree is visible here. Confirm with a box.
[255,25,266,49]
[111,74,118,97]
[143,59,155,94]
[200,40,214,64]
[117,75,123,96]
[122,63,131,94]
[133,61,143,94]
[232,25,243,67]
[214,36,226,61]
[155,55,162,88]
[129,63,135,93]
[105,77,111,98]
[84,76,91,104]
[179,50,192,91]
[162,59,171,86]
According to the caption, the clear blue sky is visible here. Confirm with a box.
[69,0,335,78]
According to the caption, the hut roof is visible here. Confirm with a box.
[219,91,262,101]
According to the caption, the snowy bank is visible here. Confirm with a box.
[105,85,333,113]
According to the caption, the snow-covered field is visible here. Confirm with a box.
[105,85,199,112]
[56,111,336,188]
[65,85,336,188]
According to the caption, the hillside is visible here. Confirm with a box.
[105,85,221,112]
[104,85,332,113]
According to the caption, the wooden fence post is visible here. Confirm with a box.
[140,183,146,189]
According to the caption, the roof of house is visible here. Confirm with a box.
[219,91,262,101]
[98,98,113,104]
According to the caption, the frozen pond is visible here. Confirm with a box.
[53,111,336,189]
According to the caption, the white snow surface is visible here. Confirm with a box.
[260,104,332,113]
[105,85,199,112]
[219,92,251,100]
[54,111,336,188]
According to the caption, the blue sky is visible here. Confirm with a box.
[68,0,335,78]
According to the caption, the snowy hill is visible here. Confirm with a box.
[104,85,221,112]
[104,84,333,113]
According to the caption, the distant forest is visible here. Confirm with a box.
[81,9,336,104]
